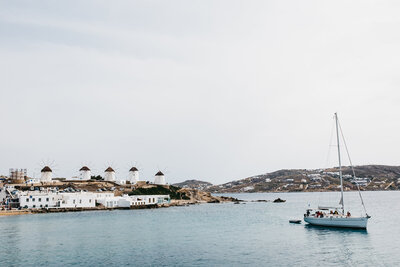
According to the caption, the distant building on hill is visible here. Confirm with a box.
[9,168,27,180]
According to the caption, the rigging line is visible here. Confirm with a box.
[338,120,368,215]
[319,116,336,206]
[324,116,336,169]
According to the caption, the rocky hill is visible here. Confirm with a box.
[205,165,400,193]
[172,180,213,191]
[128,184,234,204]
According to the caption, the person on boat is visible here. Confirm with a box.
[334,210,338,215]
[347,211,351,217]
[306,210,310,217]
[330,210,333,214]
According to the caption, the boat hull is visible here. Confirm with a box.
[304,216,368,229]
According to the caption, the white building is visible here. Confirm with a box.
[96,194,131,208]
[116,180,126,185]
[128,167,139,184]
[96,194,170,208]
[351,178,370,187]
[58,192,96,208]
[154,171,166,185]
[25,178,41,184]
[40,166,53,182]
[130,195,170,206]
[0,187,7,202]
[242,186,254,192]
[19,191,105,209]
[19,191,60,208]
[104,167,116,182]
[17,188,171,209]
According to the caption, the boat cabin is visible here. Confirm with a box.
[305,207,351,219]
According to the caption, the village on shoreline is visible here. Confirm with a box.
[0,166,235,216]
[4,164,398,216]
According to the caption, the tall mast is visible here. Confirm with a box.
[335,113,344,214]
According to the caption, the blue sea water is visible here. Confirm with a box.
[0,191,399,266]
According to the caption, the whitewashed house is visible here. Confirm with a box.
[130,195,170,205]
[19,191,61,208]
[19,191,103,209]
[25,178,40,184]
[96,194,171,208]
[58,192,96,208]
[96,194,131,208]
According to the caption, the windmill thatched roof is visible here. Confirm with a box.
[41,166,52,172]
[155,171,164,176]
[129,167,138,172]
[105,167,115,172]
[80,166,90,171]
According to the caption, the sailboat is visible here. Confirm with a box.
[304,113,371,229]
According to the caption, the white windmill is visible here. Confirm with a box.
[128,167,140,184]
[104,167,116,182]
[40,166,53,182]
[154,171,166,185]
[36,159,60,183]
[79,166,91,181]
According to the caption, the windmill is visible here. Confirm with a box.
[125,161,143,185]
[74,161,97,181]
[154,166,170,185]
[35,159,59,183]
[102,161,119,182]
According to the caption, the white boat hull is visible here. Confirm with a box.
[304,216,368,229]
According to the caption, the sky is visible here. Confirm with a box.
[1,0,400,184]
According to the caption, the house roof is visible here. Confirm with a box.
[80,166,90,171]
[155,171,164,176]
[41,166,52,172]
[105,167,115,172]
[129,167,138,172]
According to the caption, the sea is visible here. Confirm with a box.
[0,191,399,266]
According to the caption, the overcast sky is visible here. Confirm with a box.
[1,0,399,184]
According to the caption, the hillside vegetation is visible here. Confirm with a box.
[173,165,400,193]
[206,165,400,193]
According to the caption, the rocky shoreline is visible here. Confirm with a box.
[0,199,236,217]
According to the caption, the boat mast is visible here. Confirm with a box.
[335,113,345,214]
